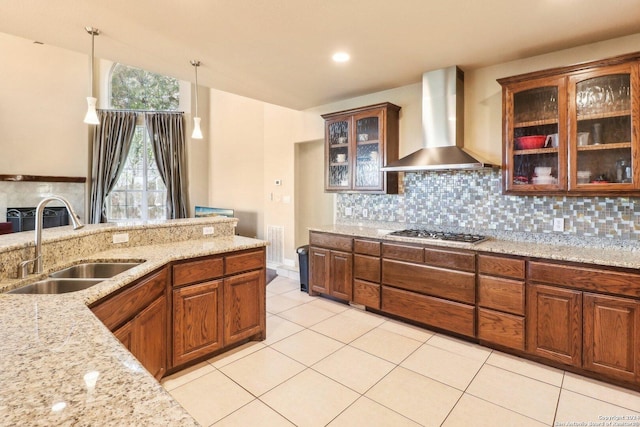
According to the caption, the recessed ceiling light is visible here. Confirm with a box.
[332,52,350,63]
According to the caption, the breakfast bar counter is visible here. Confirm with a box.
[0,218,267,426]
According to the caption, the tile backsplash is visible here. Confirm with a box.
[336,169,640,244]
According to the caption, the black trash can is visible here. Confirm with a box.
[297,245,309,292]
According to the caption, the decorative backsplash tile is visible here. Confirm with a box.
[336,169,640,244]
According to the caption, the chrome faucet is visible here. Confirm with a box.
[18,196,84,278]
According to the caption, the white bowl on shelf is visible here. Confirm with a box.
[534,166,552,176]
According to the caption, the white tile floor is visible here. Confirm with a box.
[162,276,640,427]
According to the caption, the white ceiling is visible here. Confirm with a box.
[1,0,640,110]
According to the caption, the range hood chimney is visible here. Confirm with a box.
[381,66,496,171]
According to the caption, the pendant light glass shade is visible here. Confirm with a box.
[192,117,203,139]
[84,27,100,125]
[191,60,203,139]
[84,97,100,124]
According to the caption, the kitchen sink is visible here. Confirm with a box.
[48,262,142,279]
[7,278,103,294]
[7,261,143,294]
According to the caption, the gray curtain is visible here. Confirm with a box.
[89,110,139,223]
[145,112,188,219]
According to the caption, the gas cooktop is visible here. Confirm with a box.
[387,229,489,244]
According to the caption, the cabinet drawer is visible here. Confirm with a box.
[354,254,381,283]
[478,254,525,279]
[478,308,524,351]
[424,247,475,272]
[173,256,223,287]
[382,243,424,263]
[226,249,265,275]
[529,261,640,298]
[354,239,381,256]
[310,232,352,251]
[353,279,380,309]
[381,286,475,337]
[91,268,167,331]
[382,259,475,304]
[478,275,525,315]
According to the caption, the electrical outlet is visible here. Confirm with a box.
[345,207,352,216]
[362,208,368,218]
[203,226,215,235]
[553,218,564,232]
[112,233,129,244]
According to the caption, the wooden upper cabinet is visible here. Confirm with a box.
[501,76,567,194]
[568,63,640,193]
[322,102,400,194]
[498,51,640,196]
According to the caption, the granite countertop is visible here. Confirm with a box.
[0,235,267,426]
[310,224,640,270]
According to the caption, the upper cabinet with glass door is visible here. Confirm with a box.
[502,77,567,193]
[499,52,640,196]
[322,103,400,194]
[569,64,638,192]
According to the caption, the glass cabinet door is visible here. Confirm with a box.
[326,118,351,189]
[353,110,383,191]
[505,78,566,193]
[568,64,638,191]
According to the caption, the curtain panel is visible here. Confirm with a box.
[145,112,188,219]
[89,110,138,223]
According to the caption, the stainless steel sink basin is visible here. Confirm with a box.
[49,262,141,279]
[8,278,103,294]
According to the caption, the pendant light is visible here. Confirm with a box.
[84,27,100,125]
[191,60,203,139]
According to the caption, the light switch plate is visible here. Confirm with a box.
[203,226,215,235]
[345,207,352,216]
[553,218,564,232]
[112,233,129,244]
[362,208,368,218]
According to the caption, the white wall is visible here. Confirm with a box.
[0,32,88,177]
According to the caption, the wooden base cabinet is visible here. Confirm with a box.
[583,293,640,383]
[171,248,266,369]
[172,280,224,367]
[309,232,353,301]
[526,283,582,366]
[91,268,169,380]
[224,270,265,344]
[477,254,526,351]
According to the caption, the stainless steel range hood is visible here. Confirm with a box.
[381,66,496,172]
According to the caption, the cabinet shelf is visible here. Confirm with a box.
[357,140,380,146]
[576,142,631,151]
[577,109,631,121]
[330,143,349,148]
[514,147,558,155]
[514,118,559,128]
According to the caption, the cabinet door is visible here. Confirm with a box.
[133,294,167,380]
[224,270,265,345]
[325,116,352,190]
[527,284,582,366]
[329,250,353,300]
[309,247,330,295]
[173,280,224,367]
[568,64,639,192]
[503,76,567,193]
[113,319,133,352]
[584,293,640,383]
[353,108,384,191]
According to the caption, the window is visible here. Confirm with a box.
[105,64,181,221]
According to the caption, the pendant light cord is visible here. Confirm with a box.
[191,60,200,117]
